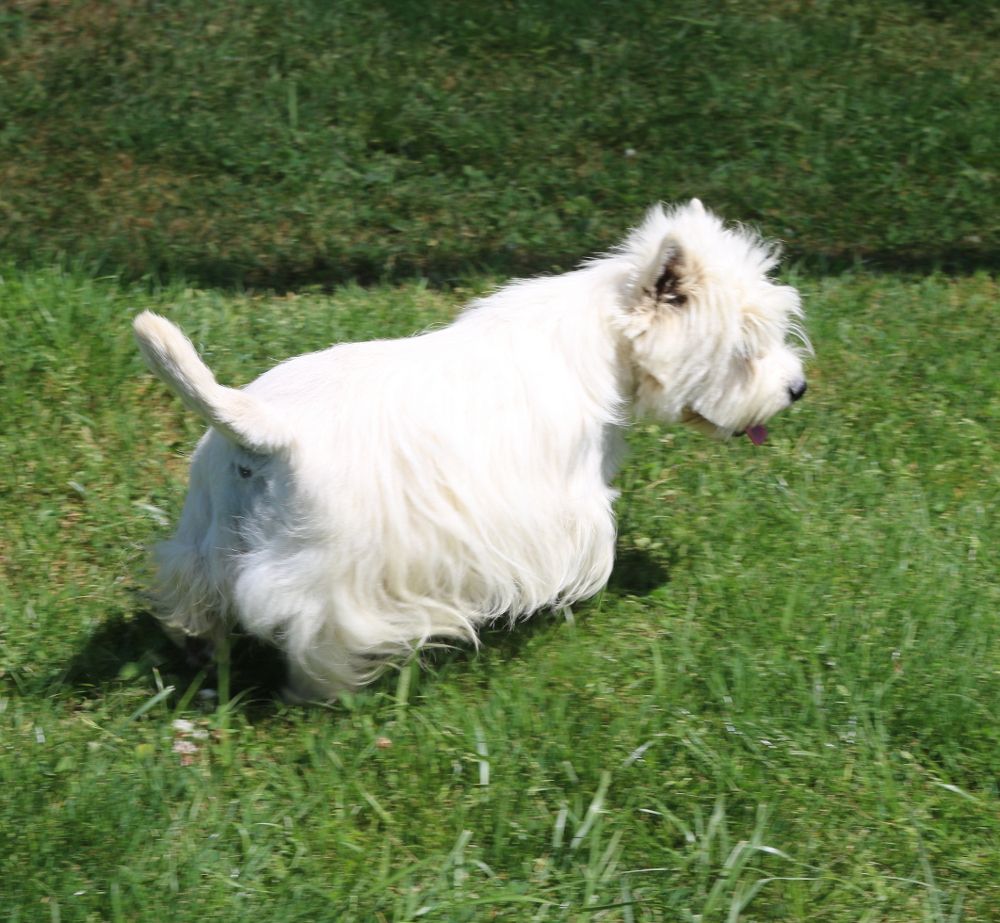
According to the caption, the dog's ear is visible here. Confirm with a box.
[652,245,688,307]
[621,207,700,313]
[625,236,692,315]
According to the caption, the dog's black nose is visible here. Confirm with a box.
[788,380,807,403]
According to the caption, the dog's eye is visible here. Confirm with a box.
[237,465,253,479]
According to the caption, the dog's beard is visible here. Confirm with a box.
[682,408,767,444]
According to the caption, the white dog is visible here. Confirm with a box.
[135,200,807,701]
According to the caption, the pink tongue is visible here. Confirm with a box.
[746,425,768,445]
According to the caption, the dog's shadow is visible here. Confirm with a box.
[606,545,672,596]
[404,545,672,686]
[51,606,287,714]
[51,546,669,714]
[49,608,175,692]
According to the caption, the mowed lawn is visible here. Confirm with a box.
[1,267,997,921]
[3,0,998,285]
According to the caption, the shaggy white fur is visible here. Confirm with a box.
[134,200,808,700]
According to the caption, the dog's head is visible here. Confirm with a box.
[615,199,809,443]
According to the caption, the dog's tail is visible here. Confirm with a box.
[133,311,292,454]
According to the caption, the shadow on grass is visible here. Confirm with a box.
[52,609,180,694]
[404,546,671,689]
[48,606,288,713]
[45,545,670,715]
[34,235,1000,295]
[606,546,672,596]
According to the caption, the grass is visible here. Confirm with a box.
[2,2,998,916]
[1,266,998,921]
[1,0,998,286]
